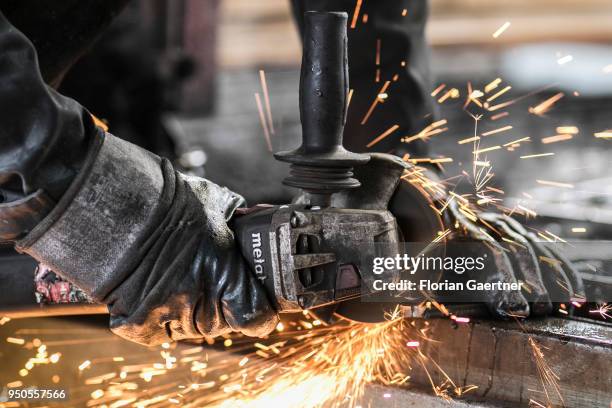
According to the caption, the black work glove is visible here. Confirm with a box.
[333,154,585,318]
[0,10,277,345]
[15,133,278,345]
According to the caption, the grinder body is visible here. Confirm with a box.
[235,12,438,321]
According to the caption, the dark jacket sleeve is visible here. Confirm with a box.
[0,9,95,203]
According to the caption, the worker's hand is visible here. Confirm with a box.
[16,133,278,346]
[449,206,586,317]
[335,153,585,318]
[402,161,585,318]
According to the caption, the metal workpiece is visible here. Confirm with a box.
[406,317,612,408]
[275,11,369,206]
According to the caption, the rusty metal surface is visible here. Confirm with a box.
[407,318,612,408]
[362,384,506,407]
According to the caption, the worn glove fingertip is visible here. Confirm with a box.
[239,310,279,338]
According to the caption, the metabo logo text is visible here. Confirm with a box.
[251,232,266,281]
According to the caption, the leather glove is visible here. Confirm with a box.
[15,133,278,345]
[333,153,585,318]
[405,160,585,317]
[0,10,278,345]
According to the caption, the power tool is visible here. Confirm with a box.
[234,11,443,323]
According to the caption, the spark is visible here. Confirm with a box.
[546,230,566,243]
[431,84,446,97]
[520,153,554,159]
[529,399,547,408]
[367,124,400,148]
[594,130,612,139]
[557,55,573,65]
[361,81,391,125]
[473,160,490,167]
[470,90,484,99]
[254,93,273,152]
[518,205,537,217]
[487,99,516,112]
[536,180,573,189]
[465,83,484,109]
[350,0,363,29]
[458,136,480,144]
[7,381,23,388]
[402,8,408,16]
[86,372,116,385]
[437,88,460,103]
[589,303,611,319]
[571,227,586,233]
[528,337,564,406]
[482,125,512,137]
[91,389,105,399]
[492,21,511,38]
[503,136,530,147]
[79,360,92,371]
[90,113,109,132]
[49,352,61,363]
[556,126,578,134]
[402,119,448,143]
[490,111,509,121]
[430,157,453,164]
[209,309,473,408]
[486,86,512,102]
[484,78,502,93]
[473,145,501,155]
[487,186,505,195]
[347,89,355,110]
[529,93,564,116]
[6,337,25,345]
[259,70,275,135]
[541,134,572,144]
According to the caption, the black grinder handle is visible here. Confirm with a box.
[275,12,369,205]
[299,11,349,153]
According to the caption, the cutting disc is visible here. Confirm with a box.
[332,168,446,323]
